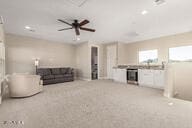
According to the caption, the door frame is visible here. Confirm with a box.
[90,44,100,80]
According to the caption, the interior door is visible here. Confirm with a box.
[91,47,98,80]
[107,45,117,79]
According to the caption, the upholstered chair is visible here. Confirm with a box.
[8,74,43,97]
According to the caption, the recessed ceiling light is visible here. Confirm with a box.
[141,10,148,15]
[25,26,31,30]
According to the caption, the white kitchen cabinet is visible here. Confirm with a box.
[138,69,165,89]
[113,68,127,84]
[153,70,165,89]
[138,69,154,86]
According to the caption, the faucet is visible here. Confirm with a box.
[162,61,166,69]
[147,60,151,69]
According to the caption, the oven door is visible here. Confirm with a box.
[127,69,138,83]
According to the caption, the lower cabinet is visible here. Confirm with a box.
[138,69,165,89]
[113,68,127,84]
[153,70,165,89]
[112,68,165,89]
[138,69,154,86]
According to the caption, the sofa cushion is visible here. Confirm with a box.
[54,75,64,79]
[60,68,68,74]
[37,68,51,76]
[63,74,73,77]
[66,68,73,74]
[43,75,54,80]
[51,68,61,75]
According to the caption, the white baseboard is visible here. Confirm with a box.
[76,77,92,81]
[163,92,172,98]
[77,77,109,81]
[99,77,108,80]
[82,79,92,81]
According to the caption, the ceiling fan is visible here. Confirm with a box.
[58,19,96,36]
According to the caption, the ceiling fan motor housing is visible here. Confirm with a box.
[73,20,79,28]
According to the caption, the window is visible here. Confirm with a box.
[139,49,158,63]
[169,45,192,62]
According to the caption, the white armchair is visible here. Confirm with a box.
[8,74,43,97]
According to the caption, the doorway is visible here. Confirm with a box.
[91,46,98,80]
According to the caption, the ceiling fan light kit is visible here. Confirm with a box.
[58,19,95,36]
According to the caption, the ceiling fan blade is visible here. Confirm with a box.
[58,19,72,26]
[80,27,95,32]
[75,27,80,35]
[79,20,89,26]
[58,27,73,31]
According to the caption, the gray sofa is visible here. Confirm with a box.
[37,68,74,85]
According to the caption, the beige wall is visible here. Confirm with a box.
[5,32,192,101]
[75,42,106,80]
[118,32,192,65]
[119,32,192,101]
[6,34,76,74]
[170,63,192,101]
[0,24,5,43]
[75,42,90,80]
[5,34,106,80]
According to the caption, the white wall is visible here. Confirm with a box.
[6,34,76,74]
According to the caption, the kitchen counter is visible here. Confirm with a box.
[113,65,165,89]
[113,65,165,70]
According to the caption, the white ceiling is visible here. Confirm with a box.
[0,0,192,44]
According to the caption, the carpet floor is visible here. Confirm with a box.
[1,80,192,128]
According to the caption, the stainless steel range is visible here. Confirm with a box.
[127,68,138,85]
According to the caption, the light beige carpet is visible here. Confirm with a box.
[0,80,192,128]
